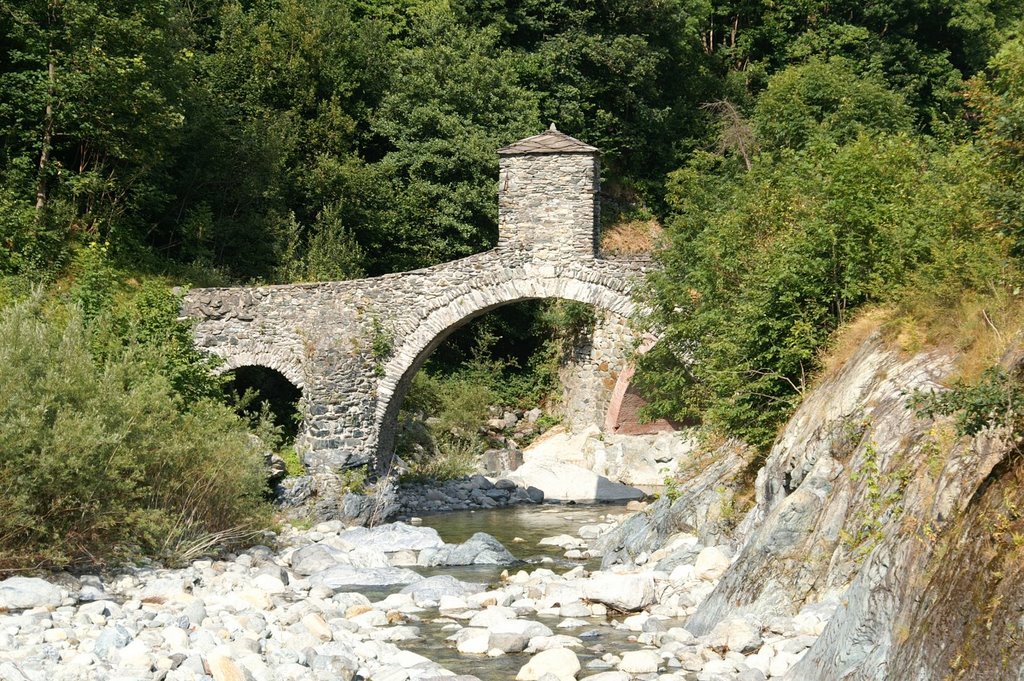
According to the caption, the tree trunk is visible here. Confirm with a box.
[34,60,55,223]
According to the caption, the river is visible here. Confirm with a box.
[387,503,681,679]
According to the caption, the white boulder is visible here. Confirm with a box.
[693,546,731,580]
[516,648,581,681]
[0,577,63,610]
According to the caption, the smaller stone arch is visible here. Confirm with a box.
[209,343,305,391]
[603,334,680,434]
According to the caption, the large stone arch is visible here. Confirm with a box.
[209,342,306,391]
[373,273,635,459]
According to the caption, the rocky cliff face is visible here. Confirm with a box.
[638,325,1024,679]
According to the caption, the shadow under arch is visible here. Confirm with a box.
[373,274,636,461]
[223,363,304,442]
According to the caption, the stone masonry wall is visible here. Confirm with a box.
[184,135,654,489]
[497,153,598,258]
[556,310,633,431]
[184,249,649,475]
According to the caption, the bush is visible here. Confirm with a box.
[0,295,271,570]
[399,433,480,484]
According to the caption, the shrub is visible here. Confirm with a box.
[400,433,480,484]
[93,279,226,405]
[0,295,271,570]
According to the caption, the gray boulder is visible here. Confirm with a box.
[507,460,643,502]
[417,532,518,567]
[291,543,390,575]
[291,544,349,575]
[93,624,133,659]
[338,522,444,552]
[400,575,486,605]
[308,566,422,590]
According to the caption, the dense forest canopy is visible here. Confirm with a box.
[2,0,1024,565]
[3,0,1018,282]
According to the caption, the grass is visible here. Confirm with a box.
[599,218,665,255]
[279,445,305,477]
[814,306,894,385]
[399,434,480,484]
[893,287,1024,384]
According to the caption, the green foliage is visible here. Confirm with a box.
[279,445,306,477]
[540,299,597,356]
[406,368,495,440]
[365,6,540,270]
[638,59,1006,450]
[70,242,118,322]
[338,466,368,495]
[967,32,1024,256]
[663,476,683,503]
[0,294,270,569]
[753,59,913,152]
[368,316,395,377]
[399,433,480,484]
[909,367,1024,439]
[95,281,226,404]
[0,187,66,276]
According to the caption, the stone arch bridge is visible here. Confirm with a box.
[184,126,652,475]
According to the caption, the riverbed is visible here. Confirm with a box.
[405,503,664,679]
[0,495,823,680]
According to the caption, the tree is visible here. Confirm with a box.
[453,0,720,198]
[966,30,1024,255]
[0,0,190,272]
[362,7,540,271]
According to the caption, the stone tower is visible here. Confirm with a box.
[497,124,600,258]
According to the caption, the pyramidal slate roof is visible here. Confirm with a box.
[497,123,599,155]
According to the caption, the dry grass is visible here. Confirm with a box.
[599,219,665,255]
[815,306,895,383]
[815,288,1024,389]
[895,288,1024,384]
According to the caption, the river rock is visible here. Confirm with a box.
[0,577,63,610]
[93,624,133,659]
[468,606,515,627]
[309,566,422,590]
[451,627,491,654]
[507,460,643,502]
[338,523,444,552]
[618,649,659,674]
[693,546,731,580]
[488,619,554,640]
[400,575,486,605]
[707,616,762,653]
[489,631,530,653]
[418,533,518,567]
[581,572,656,612]
[516,648,581,681]
[290,544,348,575]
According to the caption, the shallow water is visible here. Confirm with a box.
[384,503,682,680]
[417,502,630,576]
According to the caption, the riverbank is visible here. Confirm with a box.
[0,503,823,681]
